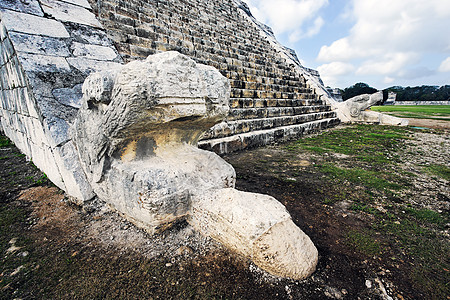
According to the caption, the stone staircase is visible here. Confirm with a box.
[89,0,339,153]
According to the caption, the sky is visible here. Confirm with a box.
[243,0,450,90]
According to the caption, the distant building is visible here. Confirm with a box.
[327,88,343,102]
[384,92,396,105]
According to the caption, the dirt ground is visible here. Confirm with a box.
[0,122,449,299]
[385,114,450,130]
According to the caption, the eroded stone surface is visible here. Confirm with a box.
[73,52,318,279]
[73,51,233,232]
[336,92,408,126]
[190,188,318,280]
[0,9,70,37]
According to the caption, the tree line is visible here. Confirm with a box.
[336,83,450,102]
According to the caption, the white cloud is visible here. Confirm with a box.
[356,53,420,75]
[244,0,328,41]
[384,77,395,84]
[288,17,324,43]
[317,62,355,86]
[438,57,450,72]
[316,0,450,84]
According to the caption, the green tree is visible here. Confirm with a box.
[342,82,378,101]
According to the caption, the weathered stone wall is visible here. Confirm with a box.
[0,0,339,200]
[87,0,339,153]
[0,0,122,200]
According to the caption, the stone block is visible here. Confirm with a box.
[14,87,29,115]
[8,32,70,57]
[60,0,92,9]
[71,42,118,61]
[23,116,47,146]
[52,141,95,201]
[52,84,83,109]
[29,142,66,190]
[0,89,8,111]
[4,55,25,89]
[1,35,14,63]
[191,188,318,280]
[17,53,71,73]
[65,23,113,47]
[43,116,70,148]
[23,72,56,98]
[0,0,43,16]
[0,89,4,110]
[0,20,7,42]
[23,88,39,119]
[40,0,102,28]
[35,95,77,122]
[0,9,69,38]
[66,57,122,75]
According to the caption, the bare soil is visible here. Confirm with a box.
[0,124,448,299]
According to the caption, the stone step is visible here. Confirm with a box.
[227,105,332,121]
[198,117,341,154]
[202,111,337,140]
[230,97,323,109]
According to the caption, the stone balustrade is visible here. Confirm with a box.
[87,0,339,153]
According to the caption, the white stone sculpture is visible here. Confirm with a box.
[72,51,318,280]
[336,91,408,126]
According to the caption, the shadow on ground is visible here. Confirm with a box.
[1,124,449,299]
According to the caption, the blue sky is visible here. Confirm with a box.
[243,0,450,90]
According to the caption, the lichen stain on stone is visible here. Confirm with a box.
[121,140,137,162]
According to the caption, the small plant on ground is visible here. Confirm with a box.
[424,164,450,181]
[0,136,12,147]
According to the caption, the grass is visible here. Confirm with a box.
[405,208,446,226]
[286,124,410,165]
[318,163,402,191]
[34,174,48,185]
[424,164,450,181]
[0,135,12,147]
[346,230,381,256]
[284,124,449,298]
[373,212,449,297]
[371,105,450,120]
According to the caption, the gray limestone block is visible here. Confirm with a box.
[7,109,27,133]
[30,142,66,190]
[23,72,55,98]
[53,141,95,201]
[70,42,119,61]
[23,116,47,145]
[2,89,15,111]
[40,0,102,28]
[1,35,14,65]
[0,19,7,41]
[0,121,31,156]
[17,52,71,73]
[0,0,43,16]
[0,88,11,111]
[35,95,77,122]
[0,42,4,67]
[66,57,122,75]
[52,84,83,109]
[11,55,27,87]
[8,32,71,57]
[4,55,26,89]
[59,0,91,9]
[0,65,7,90]
[12,87,29,115]
[23,88,39,118]
[43,116,70,148]
[0,9,69,38]
[64,23,114,47]
[0,89,4,110]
